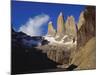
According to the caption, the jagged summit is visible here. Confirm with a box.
[77,11,85,30]
[65,15,77,38]
[46,12,77,42]
[59,12,63,16]
[48,21,52,24]
[47,21,56,36]
[57,12,65,36]
[70,15,74,19]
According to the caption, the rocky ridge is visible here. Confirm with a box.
[37,6,96,70]
[70,6,96,70]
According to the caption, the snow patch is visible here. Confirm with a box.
[43,35,76,46]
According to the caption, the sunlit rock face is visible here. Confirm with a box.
[77,11,85,30]
[47,21,56,37]
[38,13,77,66]
[57,12,66,37]
[65,15,77,38]
[46,12,77,43]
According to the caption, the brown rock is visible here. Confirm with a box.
[57,12,66,36]
[77,11,85,30]
[47,21,56,36]
[71,37,96,70]
[36,44,71,65]
[65,15,77,38]
[77,6,96,47]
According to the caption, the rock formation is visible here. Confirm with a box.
[47,21,56,36]
[36,44,71,65]
[77,6,96,47]
[70,6,96,70]
[65,15,77,40]
[45,6,96,70]
[71,37,96,70]
[47,12,77,41]
[57,12,65,36]
[12,6,96,73]
[77,11,85,30]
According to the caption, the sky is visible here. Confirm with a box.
[11,1,85,36]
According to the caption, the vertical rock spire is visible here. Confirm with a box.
[65,15,77,37]
[47,21,56,36]
[77,11,85,30]
[57,12,65,36]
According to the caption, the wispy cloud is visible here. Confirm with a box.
[19,14,50,36]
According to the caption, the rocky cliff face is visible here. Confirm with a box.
[70,6,96,70]
[71,37,96,70]
[57,12,66,36]
[47,12,77,41]
[47,21,56,36]
[65,16,77,38]
[77,11,85,30]
[44,12,77,66]
[44,6,96,70]
[36,44,72,65]
[77,6,96,47]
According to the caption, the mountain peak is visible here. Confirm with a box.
[70,15,74,18]
[59,12,63,16]
[65,15,77,37]
[47,21,56,36]
[57,12,65,36]
[77,11,85,30]
[48,21,52,24]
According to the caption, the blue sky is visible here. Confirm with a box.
[11,1,85,36]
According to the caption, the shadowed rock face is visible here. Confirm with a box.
[57,12,66,36]
[47,21,56,36]
[70,6,96,70]
[77,11,85,30]
[77,6,96,47]
[11,29,59,74]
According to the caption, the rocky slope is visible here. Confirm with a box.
[71,37,96,70]
[70,6,96,70]
[77,6,96,47]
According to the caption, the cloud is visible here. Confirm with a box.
[19,14,50,36]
